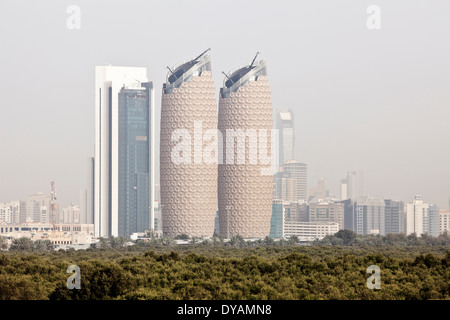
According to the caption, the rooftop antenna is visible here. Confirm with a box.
[193,48,211,62]
[222,71,232,82]
[167,66,175,75]
[249,51,260,68]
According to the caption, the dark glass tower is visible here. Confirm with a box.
[118,82,153,237]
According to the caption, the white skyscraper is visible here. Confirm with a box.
[406,195,429,236]
[94,66,155,237]
[277,109,295,164]
[341,169,364,201]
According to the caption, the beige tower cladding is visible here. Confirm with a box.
[218,55,274,238]
[160,49,218,238]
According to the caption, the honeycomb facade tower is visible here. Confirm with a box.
[218,56,274,238]
[160,49,218,238]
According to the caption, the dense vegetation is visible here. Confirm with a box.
[0,231,449,300]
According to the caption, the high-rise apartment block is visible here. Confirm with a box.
[0,201,21,224]
[406,195,429,236]
[384,199,405,234]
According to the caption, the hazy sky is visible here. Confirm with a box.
[0,0,449,209]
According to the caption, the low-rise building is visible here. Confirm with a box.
[0,222,94,246]
[284,221,339,242]
[283,200,308,222]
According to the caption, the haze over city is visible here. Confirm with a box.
[0,0,449,209]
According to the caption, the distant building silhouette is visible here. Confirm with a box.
[277,109,295,164]
[340,169,364,201]
[274,161,307,202]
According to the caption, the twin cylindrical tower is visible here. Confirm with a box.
[160,50,273,238]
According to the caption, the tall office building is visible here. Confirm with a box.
[117,83,154,237]
[354,196,385,235]
[341,169,364,200]
[406,195,429,236]
[160,50,217,238]
[0,202,15,224]
[428,204,439,237]
[218,55,273,238]
[384,199,405,234]
[277,109,295,164]
[94,66,155,238]
[274,160,308,202]
[340,198,354,231]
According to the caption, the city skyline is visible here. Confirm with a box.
[1,1,450,210]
